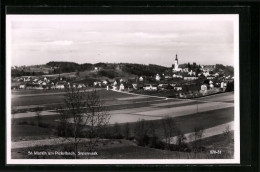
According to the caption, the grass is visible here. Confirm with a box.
[12,89,137,106]
[11,139,211,159]
[12,107,234,141]
[11,134,233,159]
[12,124,54,138]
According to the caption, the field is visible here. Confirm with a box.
[10,88,235,159]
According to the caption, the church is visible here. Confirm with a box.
[172,54,182,72]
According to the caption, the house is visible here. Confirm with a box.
[112,85,118,90]
[120,78,124,83]
[182,68,189,72]
[113,80,118,86]
[132,83,138,90]
[164,75,173,79]
[56,81,66,89]
[214,73,219,77]
[119,83,125,91]
[139,76,144,82]
[155,74,161,81]
[93,81,102,87]
[188,70,196,76]
[77,84,86,88]
[200,84,208,94]
[158,84,173,90]
[201,65,215,72]
[144,84,158,91]
[174,85,182,91]
[172,74,183,78]
[19,84,26,89]
[206,75,215,80]
[94,67,101,71]
[183,76,198,80]
[102,80,109,85]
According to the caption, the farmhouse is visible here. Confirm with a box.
[206,75,215,80]
[144,84,157,91]
[183,76,198,80]
[56,81,66,89]
[155,74,161,81]
[174,85,183,91]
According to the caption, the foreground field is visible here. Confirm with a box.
[11,89,235,159]
[12,135,233,159]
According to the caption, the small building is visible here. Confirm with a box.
[164,75,173,79]
[132,83,138,90]
[173,74,183,78]
[144,84,157,91]
[113,81,118,86]
[174,86,182,91]
[56,81,66,89]
[119,83,125,91]
[183,76,198,80]
[206,75,215,80]
[201,84,208,91]
[139,76,144,82]
[155,74,161,81]
[19,84,26,89]
[94,67,101,71]
[102,80,109,85]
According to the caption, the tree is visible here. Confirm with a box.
[58,87,110,158]
[190,127,205,152]
[83,90,110,152]
[124,122,130,139]
[161,116,177,149]
[35,106,42,126]
[134,119,149,146]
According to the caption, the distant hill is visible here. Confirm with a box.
[46,61,169,77]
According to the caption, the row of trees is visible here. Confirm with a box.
[57,88,110,158]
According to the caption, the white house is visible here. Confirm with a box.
[19,84,26,89]
[155,74,161,81]
[207,75,215,80]
[174,86,182,91]
[56,84,65,89]
[183,76,198,80]
[119,83,125,91]
[132,83,138,89]
[201,84,208,91]
[173,74,183,78]
[144,84,157,91]
[139,76,144,82]
[102,80,108,85]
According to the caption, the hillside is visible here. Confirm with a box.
[45,62,169,79]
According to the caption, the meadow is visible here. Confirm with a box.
[11,89,235,159]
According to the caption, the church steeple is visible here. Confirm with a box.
[175,54,178,61]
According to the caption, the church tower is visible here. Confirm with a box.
[174,54,179,71]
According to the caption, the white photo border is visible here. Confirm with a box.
[6,14,240,165]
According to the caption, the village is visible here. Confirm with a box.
[11,54,234,98]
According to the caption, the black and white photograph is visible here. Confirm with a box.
[6,14,239,164]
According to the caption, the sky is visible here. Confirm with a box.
[7,15,237,67]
